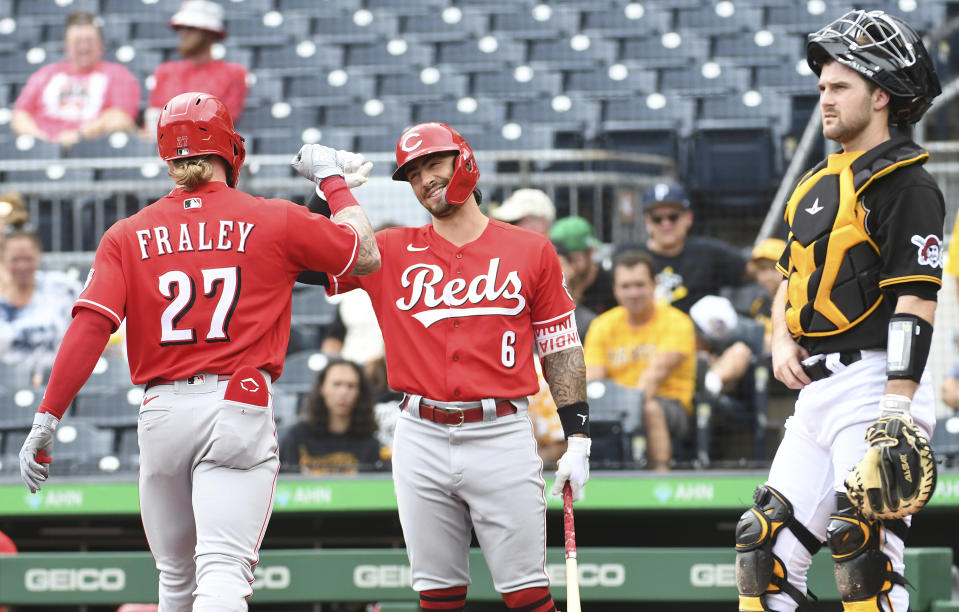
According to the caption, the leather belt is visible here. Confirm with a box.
[400,397,517,426]
[801,351,863,382]
[145,373,231,391]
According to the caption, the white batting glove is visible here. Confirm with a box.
[291,144,344,185]
[550,436,591,502]
[336,150,373,189]
[19,412,59,494]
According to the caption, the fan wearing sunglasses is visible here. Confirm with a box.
[616,183,749,314]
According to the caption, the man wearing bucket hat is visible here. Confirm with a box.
[490,187,556,236]
[143,0,248,136]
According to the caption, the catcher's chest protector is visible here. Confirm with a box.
[782,137,929,338]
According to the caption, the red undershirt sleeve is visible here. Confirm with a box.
[38,309,116,419]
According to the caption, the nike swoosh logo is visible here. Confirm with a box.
[805,198,824,215]
[406,244,429,252]
[142,395,160,406]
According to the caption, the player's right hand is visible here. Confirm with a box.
[551,436,591,502]
[291,144,344,184]
[19,412,59,494]
[771,334,811,389]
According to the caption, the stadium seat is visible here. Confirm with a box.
[0,387,40,429]
[291,286,338,327]
[711,29,803,67]
[435,38,525,72]
[509,97,600,132]
[660,64,751,97]
[225,16,302,47]
[237,104,319,137]
[764,6,837,33]
[276,350,328,394]
[564,68,657,99]
[309,13,395,44]
[117,427,140,471]
[580,5,671,37]
[398,11,486,42]
[273,390,301,428]
[129,19,179,49]
[255,44,346,75]
[527,38,617,71]
[456,124,555,152]
[753,66,818,95]
[72,390,140,428]
[602,95,695,134]
[279,0,360,12]
[619,33,709,69]
[412,97,507,128]
[345,41,433,75]
[286,72,376,105]
[79,355,133,394]
[586,380,644,468]
[471,69,563,101]
[322,100,411,129]
[47,418,117,473]
[489,7,579,40]
[698,92,790,133]
[378,71,468,101]
[245,72,285,107]
[675,6,762,33]
[688,128,779,195]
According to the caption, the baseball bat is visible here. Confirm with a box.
[563,482,581,612]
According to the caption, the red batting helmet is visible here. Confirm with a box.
[392,122,479,206]
[157,92,246,188]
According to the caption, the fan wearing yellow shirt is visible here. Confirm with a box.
[584,250,696,470]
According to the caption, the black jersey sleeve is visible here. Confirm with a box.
[868,175,944,291]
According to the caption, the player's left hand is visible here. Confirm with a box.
[19,412,59,494]
[845,401,936,521]
[551,436,591,502]
[337,150,373,189]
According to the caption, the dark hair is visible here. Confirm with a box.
[302,358,375,436]
[613,249,655,277]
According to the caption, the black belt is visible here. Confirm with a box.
[802,351,863,382]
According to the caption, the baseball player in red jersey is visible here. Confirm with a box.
[292,122,591,612]
[18,92,380,610]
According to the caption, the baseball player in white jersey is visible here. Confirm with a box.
[17,92,380,610]
[292,122,591,612]
[734,11,944,612]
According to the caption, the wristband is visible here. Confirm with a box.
[320,176,359,216]
[557,401,590,438]
[886,313,933,383]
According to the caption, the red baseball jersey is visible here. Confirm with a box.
[330,220,578,401]
[75,182,359,384]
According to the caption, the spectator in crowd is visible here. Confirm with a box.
[0,192,31,291]
[0,229,81,385]
[279,358,383,474]
[618,183,748,313]
[142,1,248,136]
[489,187,555,235]
[584,250,696,470]
[12,12,139,147]
[550,215,616,317]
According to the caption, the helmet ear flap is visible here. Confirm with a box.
[444,143,480,206]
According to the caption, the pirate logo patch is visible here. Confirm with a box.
[910,234,942,268]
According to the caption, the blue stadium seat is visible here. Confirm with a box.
[509,97,600,132]
[456,124,555,152]
[291,286,338,327]
[286,73,376,105]
[527,38,617,71]
[399,11,486,42]
[698,92,791,133]
[117,427,140,471]
[279,0,360,12]
[764,6,836,33]
[276,350,328,394]
[72,390,140,428]
[249,132,315,155]
[564,68,657,99]
[471,69,563,101]
[597,128,681,164]
[753,66,818,95]
[15,0,99,17]
[322,100,411,129]
[238,104,318,136]
[273,390,301,428]
[245,72,285,106]
[79,355,133,394]
[602,95,695,135]
[256,44,345,74]
[368,0,446,13]
[0,50,41,84]
[345,41,433,75]
[689,128,778,195]
[580,5,671,37]
[0,387,41,429]
[225,16,302,46]
[489,7,579,39]
[130,19,179,49]
[620,33,709,69]
[675,6,762,33]
[47,418,117,473]
[660,64,751,96]
[711,30,803,67]
[412,96,508,127]
[101,0,175,16]
[378,72,469,101]
[311,14,397,44]
[355,130,402,153]
[435,38,525,72]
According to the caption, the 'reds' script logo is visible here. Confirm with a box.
[396,258,525,327]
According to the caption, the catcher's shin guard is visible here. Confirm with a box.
[827,493,908,611]
[735,485,823,611]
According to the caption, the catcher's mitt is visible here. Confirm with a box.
[845,415,937,520]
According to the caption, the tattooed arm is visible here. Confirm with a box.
[333,205,380,276]
[542,346,588,438]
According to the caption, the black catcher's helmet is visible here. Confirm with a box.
[807,9,941,125]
